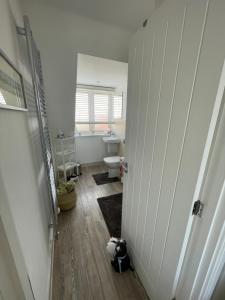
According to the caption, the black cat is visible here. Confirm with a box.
[111,239,133,273]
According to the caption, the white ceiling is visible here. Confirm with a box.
[34,0,155,31]
[77,54,128,91]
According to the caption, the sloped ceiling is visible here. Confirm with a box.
[33,0,156,31]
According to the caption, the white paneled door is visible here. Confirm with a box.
[122,0,225,299]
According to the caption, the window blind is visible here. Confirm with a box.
[94,94,109,122]
[75,92,89,123]
[75,88,123,133]
[113,95,123,119]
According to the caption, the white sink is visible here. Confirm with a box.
[102,136,120,144]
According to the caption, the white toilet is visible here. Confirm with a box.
[103,156,121,178]
[102,135,123,178]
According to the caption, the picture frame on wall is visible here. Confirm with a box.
[0,49,27,110]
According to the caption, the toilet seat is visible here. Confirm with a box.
[103,156,121,178]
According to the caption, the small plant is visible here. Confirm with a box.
[57,180,75,196]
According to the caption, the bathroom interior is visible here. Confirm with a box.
[74,53,128,179]
[54,53,128,232]
[2,0,225,298]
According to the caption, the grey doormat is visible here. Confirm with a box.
[93,172,120,185]
[97,193,122,237]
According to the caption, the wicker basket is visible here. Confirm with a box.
[58,190,76,211]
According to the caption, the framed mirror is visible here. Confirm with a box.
[0,49,26,110]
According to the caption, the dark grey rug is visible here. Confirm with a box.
[97,193,122,237]
[93,172,120,185]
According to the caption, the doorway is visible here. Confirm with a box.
[74,53,128,165]
[52,54,148,299]
[74,53,128,236]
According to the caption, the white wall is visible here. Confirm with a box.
[0,0,52,299]
[0,216,25,300]
[21,0,132,141]
[77,54,128,102]
[75,136,106,164]
[155,0,165,8]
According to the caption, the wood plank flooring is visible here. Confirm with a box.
[53,164,149,300]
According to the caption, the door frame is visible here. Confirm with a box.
[173,60,225,299]
[199,215,225,299]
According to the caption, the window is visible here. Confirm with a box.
[75,92,89,123]
[75,87,123,134]
[113,95,123,119]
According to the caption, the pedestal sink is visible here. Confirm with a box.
[102,136,121,144]
[102,136,121,155]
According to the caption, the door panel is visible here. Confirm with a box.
[152,1,211,298]
[122,0,225,299]
[148,1,186,287]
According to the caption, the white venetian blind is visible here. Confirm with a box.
[75,92,89,123]
[94,93,109,122]
[75,87,123,133]
[113,95,123,119]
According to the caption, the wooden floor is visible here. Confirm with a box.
[53,164,149,300]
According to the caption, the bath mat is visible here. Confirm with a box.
[93,172,120,185]
[97,193,122,237]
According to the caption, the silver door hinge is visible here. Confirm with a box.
[192,200,204,217]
